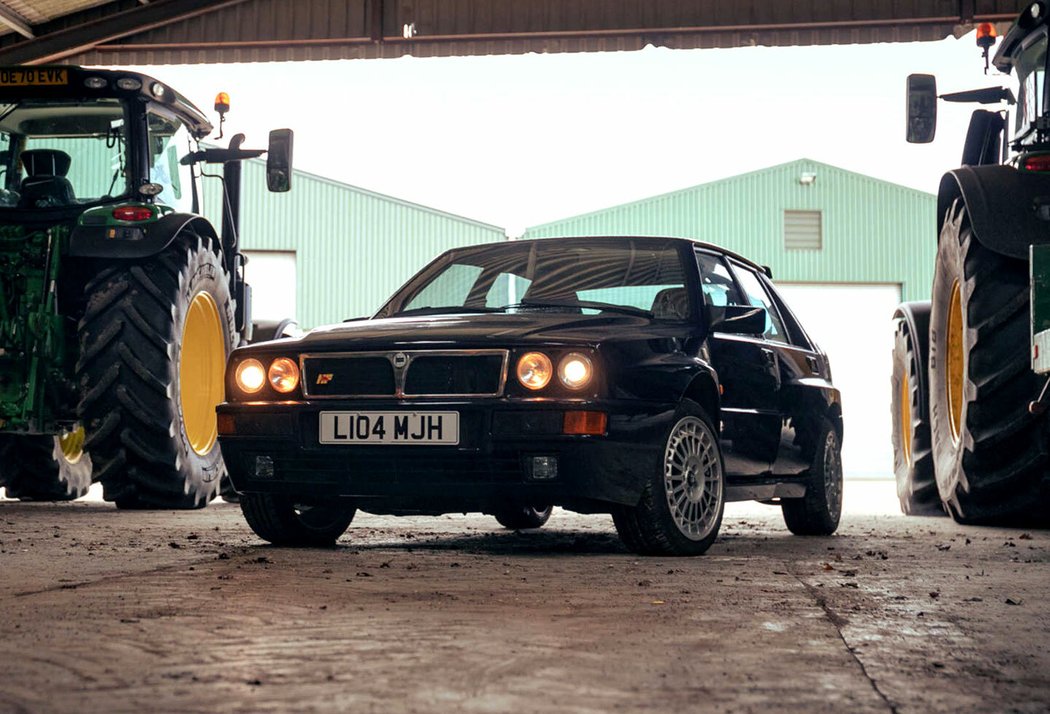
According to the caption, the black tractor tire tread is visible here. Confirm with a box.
[930,204,1050,524]
[891,320,942,516]
[0,435,91,501]
[77,233,233,509]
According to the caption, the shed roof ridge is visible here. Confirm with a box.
[525,158,934,232]
[211,145,507,234]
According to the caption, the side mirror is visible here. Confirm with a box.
[710,305,767,335]
[266,128,293,192]
[906,73,938,143]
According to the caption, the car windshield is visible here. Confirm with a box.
[0,98,129,209]
[386,239,692,320]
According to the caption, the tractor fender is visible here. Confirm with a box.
[937,165,1050,260]
[68,213,220,259]
[892,300,932,419]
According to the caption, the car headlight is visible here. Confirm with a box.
[268,357,300,394]
[558,352,593,390]
[235,358,266,394]
[517,352,553,390]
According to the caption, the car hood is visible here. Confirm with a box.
[281,312,690,352]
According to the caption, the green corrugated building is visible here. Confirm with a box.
[524,158,936,303]
[202,160,505,329]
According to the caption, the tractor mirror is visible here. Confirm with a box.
[906,73,938,143]
[266,128,293,192]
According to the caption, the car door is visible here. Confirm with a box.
[696,250,781,477]
[729,263,834,476]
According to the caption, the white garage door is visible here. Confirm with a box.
[776,283,901,480]
[244,250,297,323]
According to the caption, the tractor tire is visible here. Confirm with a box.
[76,232,236,509]
[928,201,1050,524]
[611,400,724,556]
[240,493,356,547]
[492,504,553,530]
[890,319,942,516]
[0,429,92,501]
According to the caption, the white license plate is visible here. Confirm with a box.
[319,411,460,445]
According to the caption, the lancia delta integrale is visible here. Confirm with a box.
[218,236,843,556]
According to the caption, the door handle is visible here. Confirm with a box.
[806,355,820,373]
[761,348,776,366]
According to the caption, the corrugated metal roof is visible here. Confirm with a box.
[522,158,937,303]
[201,158,506,328]
[0,0,1025,66]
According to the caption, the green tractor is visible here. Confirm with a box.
[894,2,1050,523]
[0,65,292,508]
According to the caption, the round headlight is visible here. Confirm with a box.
[268,357,300,394]
[516,352,553,390]
[235,358,266,394]
[558,352,593,390]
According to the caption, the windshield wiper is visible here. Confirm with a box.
[393,305,504,317]
[508,299,653,319]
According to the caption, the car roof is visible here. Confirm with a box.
[453,235,772,277]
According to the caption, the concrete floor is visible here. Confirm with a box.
[0,481,1047,713]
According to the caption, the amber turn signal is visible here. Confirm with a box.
[563,410,607,435]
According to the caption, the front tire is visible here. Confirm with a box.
[782,419,843,535]
[928,202,1050,524]
[76,233,236,509]
[0,428,92,501]
[240,493,356,546]
[890,317,942,515]
[612,400,724,556]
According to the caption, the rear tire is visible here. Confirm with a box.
[493,504,552,530]
[928,202,1050,524]
[76,233,235,509]
[240,493,356,546]
[890,318,942,515]
[0,429,92,501]
[612,400,724,556]
[782,419,843,535]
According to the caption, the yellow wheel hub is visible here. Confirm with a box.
[58,425,85,465]
[180,291,225,456]
[946,280,964,445]
[900,371,912,466]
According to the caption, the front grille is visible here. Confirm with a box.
[301,349,508,398]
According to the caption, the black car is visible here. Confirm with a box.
[218,236,842,556]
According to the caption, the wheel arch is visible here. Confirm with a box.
[69,213,220,259]
[937,166,1050,260]
[682,369,720,429]
[892,300,932,420]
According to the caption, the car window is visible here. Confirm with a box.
[485,272,531,308]
[729,262,789,344]
[387,239,691,319]
[402,263,483,312]
[695,251,745,307]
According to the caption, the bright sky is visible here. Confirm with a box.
[133,29,1001,236]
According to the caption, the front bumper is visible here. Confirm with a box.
[217,399,675,514]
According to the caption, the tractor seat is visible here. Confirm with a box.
[650,287,691,320]
[19,149,76,208]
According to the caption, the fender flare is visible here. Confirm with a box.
[937,165,1050,260]
[892,300,932,420]
[68,212,219,259]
